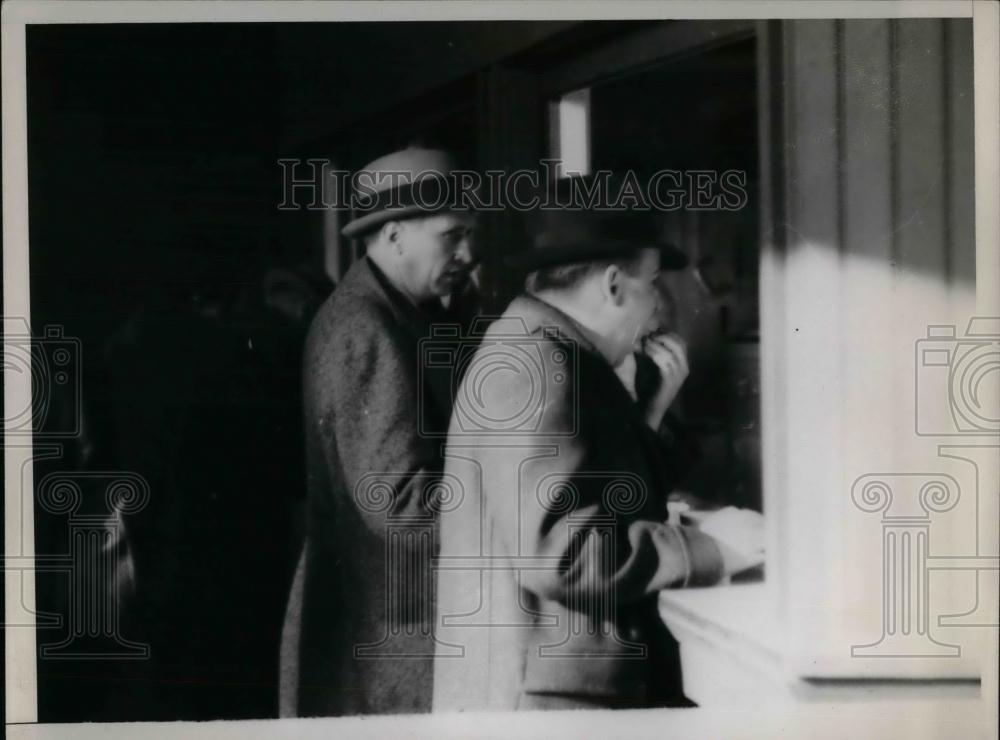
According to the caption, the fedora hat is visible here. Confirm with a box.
[507,205,688,273]
[341,147,469,239]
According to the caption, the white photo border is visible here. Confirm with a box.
[4,1,997,738]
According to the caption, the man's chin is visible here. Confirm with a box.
[440,273,469,292]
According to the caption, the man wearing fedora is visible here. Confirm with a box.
[280,147,478,716]
[433,198,764,711]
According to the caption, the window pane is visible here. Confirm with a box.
[548,87,591,177]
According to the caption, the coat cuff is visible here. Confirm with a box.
[672,524,725,587]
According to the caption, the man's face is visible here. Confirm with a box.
[606,247,662,364]
[399,211,477,299]
[653,273,679,334]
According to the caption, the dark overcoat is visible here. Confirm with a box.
[280,257,461,716]
[433,294,725,711]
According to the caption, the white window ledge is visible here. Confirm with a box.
[658,583,984,706]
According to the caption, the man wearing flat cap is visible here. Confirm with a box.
[433,190,764,711]
[280,147,478,716]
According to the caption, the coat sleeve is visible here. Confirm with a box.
[493,358,724,606]
[310,306,444,530]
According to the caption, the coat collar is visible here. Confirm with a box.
[342,255,444,339]
[504,292,603,360]
[504,292,651,427]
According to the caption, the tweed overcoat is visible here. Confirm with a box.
[432,294,726,711]
[280,257,462,716]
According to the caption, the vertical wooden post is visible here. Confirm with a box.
[476,66,543,314]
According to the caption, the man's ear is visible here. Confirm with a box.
[602,264,626,306]
[384,220,405,251]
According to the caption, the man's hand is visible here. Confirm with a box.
[615,352,639,401]
[698,506,765,575]
[641,332,689,430]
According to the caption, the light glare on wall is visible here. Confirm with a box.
[549,87,591,178]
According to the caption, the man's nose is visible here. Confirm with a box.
[455,236,475,265]
[655,281,678,327]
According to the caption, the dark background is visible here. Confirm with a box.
[26,22,575,721]
[25,21,760,721]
